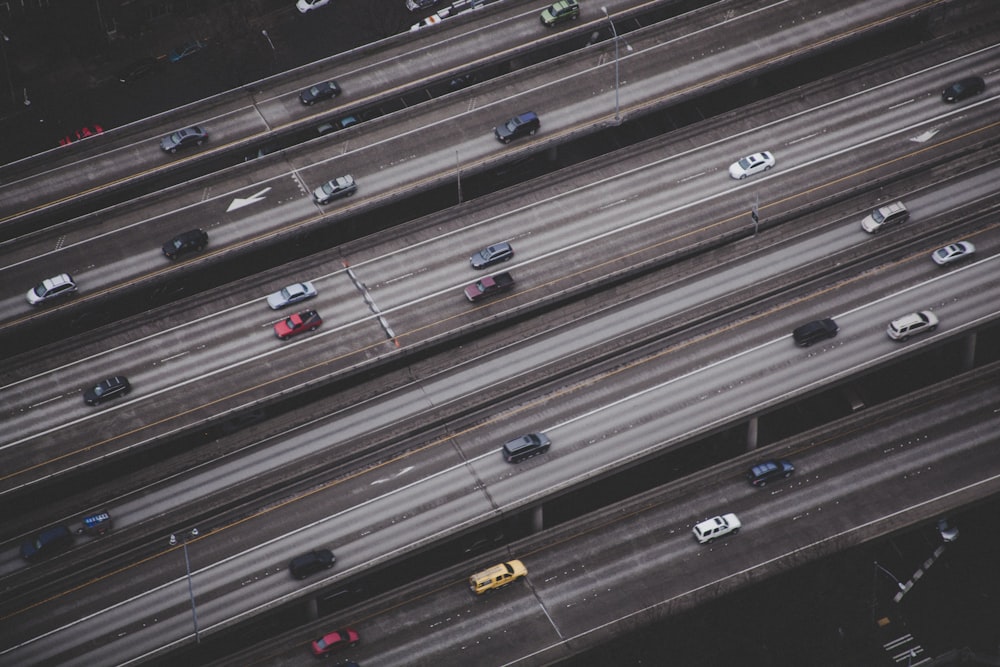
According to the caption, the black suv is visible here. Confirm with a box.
[792,318,839,347]
[20,525,74,562]
[747,459,795,487]
[502,433,551,463]
[289,549,336,579]
[83,375,131,405]
[941,76,985,103]
[494,111,540,144]
[163,229,208,259]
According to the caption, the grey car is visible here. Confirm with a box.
[267,282,318,310]
[470,242,514,270]
[313,175,357,204]
[160,126,208,153]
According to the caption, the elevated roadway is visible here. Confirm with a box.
[230,363,1000,666]
[0,0,958,282]
[3,40,999,494]
[1,238,998,664]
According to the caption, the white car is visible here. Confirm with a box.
[931,241,975,266]
[296,0,330,13]
[26,273,77,305]
[410,8,449,31]
[692,513,741,543]
[886,311,938,341]
[267,282,318,310]
[728,151,775,179]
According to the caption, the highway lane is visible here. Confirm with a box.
[2,241,998,664]
[2,46,999,495]
[260,369,1000,667]
[0,0,634,223]
[0,0,962,333]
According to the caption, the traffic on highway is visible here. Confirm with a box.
[1,0,998,664]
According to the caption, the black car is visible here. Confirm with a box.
[83,376,131,405]
[160,125,208,153]
[470,241,514,270]
[299,80,341,105]
[747,459,795,487]
[162,229,208,259]
[941,76,985,103]
[493,111,540,143]
[502,433,551,463]
[117,57,158,84]
[792,318,838,347]
[20,525,74,562]
[289,549,336,579]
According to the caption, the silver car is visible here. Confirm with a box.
[312,175,357,204]
[931,241,975,266]
[267,282,318,310]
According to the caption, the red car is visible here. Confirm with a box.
[310,627,359,656]
[58,124,104,146]
[274,309,322,340]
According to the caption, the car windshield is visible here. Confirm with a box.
[308,86,321,96]
[738,157,752,169]
[505,118,520,132]
[871,209,885,223]
[32,284,47,297]
[168,132,182,144]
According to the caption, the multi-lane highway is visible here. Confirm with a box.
[0,0,952,337]
[3,210,999,663]
[3,38,998,492]
[2,0,999,664]
[231,364,1000,666]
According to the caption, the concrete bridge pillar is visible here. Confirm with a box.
[746,416,759,451]
[532,505,544,533]
[304,596,318,621]
[962,332,977,371]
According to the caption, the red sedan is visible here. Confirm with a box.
[58,124,104,146]
[310,627,359,656]
[274,309,322,340]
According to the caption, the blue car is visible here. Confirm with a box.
[168,39,207,63]
[747,459,795,487]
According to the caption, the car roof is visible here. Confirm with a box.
[892,312,925,327]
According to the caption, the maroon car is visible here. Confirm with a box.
[274,309,322,340]
[310,627,359,656]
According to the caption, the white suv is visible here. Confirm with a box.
[693,513,741,543]
[861,201,908,233]
[886,310,938,341]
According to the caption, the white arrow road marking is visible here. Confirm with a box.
[910,127,940,143]
[227,186,273,212]
[370,466,414,485]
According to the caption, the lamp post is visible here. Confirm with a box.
[0,30,15,107]
[874,561,905,591]
[170,529,202,643]
[600,6,632,124]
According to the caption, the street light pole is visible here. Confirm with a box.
[170,529,201,643]
[874,561,905,591]
[0,30,15,107]
[600,7,620,124]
